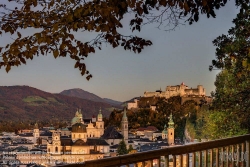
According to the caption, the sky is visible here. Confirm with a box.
[0,1,239,102]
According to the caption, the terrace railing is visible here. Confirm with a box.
[61,134,250,167]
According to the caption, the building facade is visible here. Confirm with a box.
[46,108,108,165]
[144,82,205,98]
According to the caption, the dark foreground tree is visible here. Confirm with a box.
[0,0,245,79]
[117,140,128,155]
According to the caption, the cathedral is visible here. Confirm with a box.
[45,108,130,164]
[46,108,109,164]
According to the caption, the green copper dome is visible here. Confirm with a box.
[162,124,168,134]
[168,113,174,129]
[71,117,81,125]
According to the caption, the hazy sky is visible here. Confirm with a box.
[0,1,239,102]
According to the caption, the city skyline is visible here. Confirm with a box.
[0,1,239,101]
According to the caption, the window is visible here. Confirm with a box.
[55,147,58,153]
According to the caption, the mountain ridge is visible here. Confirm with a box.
[0,86,113,122]
[59,88,122,107]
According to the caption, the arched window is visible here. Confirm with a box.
[55,147,58,153]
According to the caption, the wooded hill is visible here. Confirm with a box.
[0,86,113,123]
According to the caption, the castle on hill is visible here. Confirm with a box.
[128,82,212,109]
[144,82,205,98]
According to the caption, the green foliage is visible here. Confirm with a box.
[117,140,128,155]
[22,96,47,103]
[108,96,200,140]
[208,6,250,135]
[47,97,58,102]
[127,144,133,153]
[202,110,248,139]
[206,6,250,138]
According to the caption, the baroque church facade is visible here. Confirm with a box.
[45,108,129,164]
[46,108,109,164]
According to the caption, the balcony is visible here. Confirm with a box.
[60,134,250,167]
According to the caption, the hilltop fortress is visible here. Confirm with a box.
[144,82,205,98]
[128,82,212,109]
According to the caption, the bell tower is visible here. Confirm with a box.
[52,132,61,154]
[121,108,128,144]
[33,122,40,137]
[167,113,175,145]
[96,108,104,137]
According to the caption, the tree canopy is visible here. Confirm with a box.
[117,140,128,155]
[0,0,244,79]
[206,6,250,138]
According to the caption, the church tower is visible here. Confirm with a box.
[50,132,61,154]
[167,113,175,145]
[33,122,40,138]
[121,108,128,144]
[162,124,167,140]
[96,108,104,137]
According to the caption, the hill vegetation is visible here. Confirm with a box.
[0,86,112,132]
[60,88,122,107]
[107,96,203,140]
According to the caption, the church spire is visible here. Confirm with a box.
[34,122,38,129]
[97,107,103,122]
[121,108,128,144]
[122,108,128,121]
[168,113,174,129]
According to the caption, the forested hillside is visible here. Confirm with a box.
[0,86,112,131]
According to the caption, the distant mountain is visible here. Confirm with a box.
[103,98,122,106]
[0,86,112,122]
[60,88,122,108]
[60,88,105,103]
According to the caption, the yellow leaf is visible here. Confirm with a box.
[53,24,58,31]
[6,65,11,73]
[242,59,247,67]
[53,50,59,58]
[184,2,190,11]
[73,22,78,29]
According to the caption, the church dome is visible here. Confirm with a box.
[73,139,88,146]
[72,123,87,133]
[71,117,81,125]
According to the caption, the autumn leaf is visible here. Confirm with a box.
[53,50,59,58]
